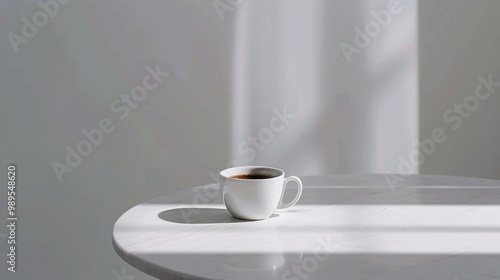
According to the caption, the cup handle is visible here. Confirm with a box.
[277,176,303,210]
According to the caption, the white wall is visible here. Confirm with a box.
[230,0,418,175]
[419,0,500,180]
[0,1,234,279]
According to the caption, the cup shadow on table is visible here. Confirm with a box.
[158,208,279,224]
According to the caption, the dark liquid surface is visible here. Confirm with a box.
[230,174,274,180]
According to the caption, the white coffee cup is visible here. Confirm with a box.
[219,166,303,220]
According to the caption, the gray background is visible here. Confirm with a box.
[0,0,499,279]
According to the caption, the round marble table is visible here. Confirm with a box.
[113,174,500,280]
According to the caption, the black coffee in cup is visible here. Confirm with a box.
[230,174,274,180]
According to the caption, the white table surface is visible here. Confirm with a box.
[112,174,500,280]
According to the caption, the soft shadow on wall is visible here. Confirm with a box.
[228,0,418,177]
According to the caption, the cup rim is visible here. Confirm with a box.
[220,166,284,181]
